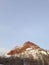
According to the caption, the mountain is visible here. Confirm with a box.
[0,41,49,65]
[7,41,49,65]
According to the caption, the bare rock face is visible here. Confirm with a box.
[0,41,49,65]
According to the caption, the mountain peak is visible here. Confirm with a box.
[7,41,41,56]
[23,41,40,49]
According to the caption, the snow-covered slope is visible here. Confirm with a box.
[7,41,48,57]
[7,41,49,65]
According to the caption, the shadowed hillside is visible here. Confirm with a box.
[0,41,49,65]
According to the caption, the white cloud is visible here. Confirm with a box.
[0,48,9,57]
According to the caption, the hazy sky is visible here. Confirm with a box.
[0,0,49,50]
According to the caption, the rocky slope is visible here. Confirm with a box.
[0,41,49,65]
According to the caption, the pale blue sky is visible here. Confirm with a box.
[0,0,49,50]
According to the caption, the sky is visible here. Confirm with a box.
[0,0,49,50]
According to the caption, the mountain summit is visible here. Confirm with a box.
[7,41,41,55]
[0,41,49,65]
[7,41,49,59]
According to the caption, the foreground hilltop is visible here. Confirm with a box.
[0,41,49,65]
